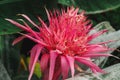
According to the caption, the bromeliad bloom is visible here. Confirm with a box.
[6,7,112,80]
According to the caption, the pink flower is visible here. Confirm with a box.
[6,7,111,80]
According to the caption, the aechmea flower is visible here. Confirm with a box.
[6,7,112,80]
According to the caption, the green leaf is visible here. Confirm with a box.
[58,0,120,14]
[0,35,21,77]
[93,21,115,32]
[66,73,92,80]
[66,72,104,80]
[100,63,120,80]
[27,57,42,78]
[13,71,40,80]
[0,60,11,80]
[34,63,42,78]
[0,0,24,5]
[90,7,120,30]
[0,0,46,35]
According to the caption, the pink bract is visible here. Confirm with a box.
[6,7,111,80]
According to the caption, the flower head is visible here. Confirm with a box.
[6,7,111,80]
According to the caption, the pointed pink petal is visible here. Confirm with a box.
[5,18,29,31]
[87,45,109,53]
[17,19,31,29]
[6,18,41,41]
[72,8,79,15]
[42,69,49,80]
[19,33,47,46]
[17,19,41,40]
[38,17,51,34]
[40,53,49,72]
[75,57,104,73]
[96,40,115,45]
[61,56,69,79]
[28,44,43,80]
[12,36,26,45]
[29,44,39,71]
[66,55,75,77]
[52,69,61,80]
[12,32,40,46]
[18,14,39,29]
[88,29,108,41]
[45,8,51,21]
[53,59,61,80]
[87,24,92,30]
[82,53,111,57]
[49,50,58,80]
[29,45,37,70]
